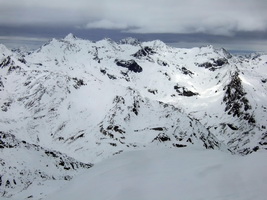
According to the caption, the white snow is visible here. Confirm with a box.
[43,148,267,200]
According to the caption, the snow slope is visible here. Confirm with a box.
[43,148,267,200]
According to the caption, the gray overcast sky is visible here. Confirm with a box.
[0,0,267,52]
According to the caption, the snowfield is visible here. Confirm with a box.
[43,148,267,200]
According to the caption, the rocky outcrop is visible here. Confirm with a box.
[223,71,255,124]
[115,59,143,73]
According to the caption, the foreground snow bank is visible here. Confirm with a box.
[45,148,267,200]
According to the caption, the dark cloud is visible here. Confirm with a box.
[0,0,266,52]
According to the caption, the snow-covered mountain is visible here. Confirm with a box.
[0,34,267,199]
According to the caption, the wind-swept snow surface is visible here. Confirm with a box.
[44,148,267,200]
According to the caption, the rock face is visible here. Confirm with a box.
[198,57,229,71]
[174,85,199,97]
[132,46,156,59]
[223,71,254,122]
[0,34,267,198]
[115,59,143,73]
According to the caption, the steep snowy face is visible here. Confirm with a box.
[0,34,267,198]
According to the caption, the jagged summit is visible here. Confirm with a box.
[64,33,78,40]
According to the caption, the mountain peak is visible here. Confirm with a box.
[64,33,77,41]
[220,48,232,58]
[0,44,12,59]
[0,43,11,53]
[103,37,117,44]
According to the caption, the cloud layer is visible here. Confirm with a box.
[1,0,266,36]
[0,0,266,52]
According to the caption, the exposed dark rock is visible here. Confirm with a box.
[100,69,106,75]
[18,58,27,64]
[198,58,228,71]
[199,133,220,150]
[157,59,168,67]
[107,74,117,80]
[72,77,86,89]
[76,133,84,139]
[113,96,125,104]
[221,48,232,59]
[109,143,117,146]
[7,65,21,74]
[132,98,140,115]
[259,132,267,146]
[150,127,165,131]
[115,59,142,73]
[113,150,123,155]
[213,58,228,66]
[113,126,125,134]
[45,150,58,158]
[223,72,255,123]
[181,67,194,76]
[1,101,12,112]
[64,176,72,181]
[253,146,259,152]
[92,46,102,63]
[132,46,156,59]
[148,89,158,95]
[120,71,130,82]
[199,62,212,69]
[174,85,198,97]
[173,144,187,148]
[0,132,18,148]
[152,133,171,142]
[186,138,193,143]
[227,124,239,130]
[0,56,12,68]
[106,125,125,134]
[0,78,3,90]
[132,107,138,115]
[24,81,31,86]
[163,72,171,81]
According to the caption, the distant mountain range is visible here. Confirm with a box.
[1,34,266,199]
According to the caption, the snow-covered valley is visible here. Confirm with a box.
[0,34,267,199]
